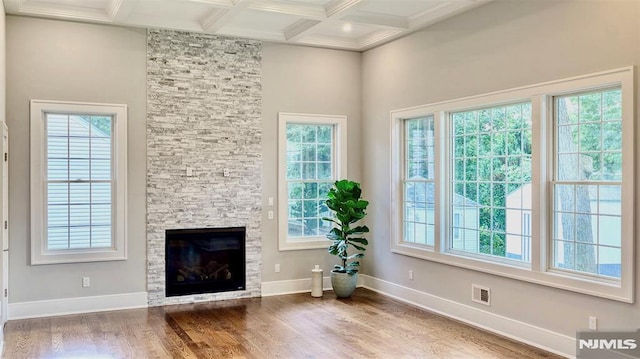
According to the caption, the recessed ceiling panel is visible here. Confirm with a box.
[356,0,449,18]
[29,0,110,10]
[309,19,380,40]
[129,0,217,23]
[229,9,302,33]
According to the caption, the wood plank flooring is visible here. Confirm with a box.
[2,288,562,358]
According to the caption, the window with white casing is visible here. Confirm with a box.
[278,113,347,250]
[390,67,634,302]
[30,100,128,264]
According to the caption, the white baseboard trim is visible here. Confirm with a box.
[359,275,575,358]
[8,292,149,320]
[261,276,334,296]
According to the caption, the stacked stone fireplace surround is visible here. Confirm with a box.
[146,29,262,306]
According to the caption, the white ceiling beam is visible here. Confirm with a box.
[248,1,326,21]
[200,8,231,32]
[284,0,362,45]
[107,0,124,20]
[283,19,322,41]
[185,0,237,8]
[325,0,362,18]
[109,0,137,23]
[342,11,409,29]
[200,0,253,33]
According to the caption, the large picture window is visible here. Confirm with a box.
[391,67,634,301]
[449,103,532,261]
[278,113,347,250]
[30,100,128,264]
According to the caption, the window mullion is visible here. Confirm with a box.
[530,95,544,273]
[66,114,71,250]
[434,111,444,254]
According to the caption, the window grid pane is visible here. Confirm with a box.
[450,103,532,261]
[403,116,435,246]
[46,113,114,251]
[286,123,334,238]
[552,88,622,279]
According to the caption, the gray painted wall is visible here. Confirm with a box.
[361,0,640,336]
[6,16,147,302]
[0,2,5,124]
[4,17,362,302]
[0,0,6,323]
[261,43,362,282]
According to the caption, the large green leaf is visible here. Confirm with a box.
[345,226,370,235]
[350,243,366,251]
[326,228,344,241]
[348,237,369,245]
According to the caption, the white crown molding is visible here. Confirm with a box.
[219,26,285,42]
[409,0,490,29]
[295,34,359,51]
[342,11,409,29]
[358,28,402,49]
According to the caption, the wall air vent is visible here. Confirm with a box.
[472,284,491,306]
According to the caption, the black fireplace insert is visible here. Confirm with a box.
[165,227,246,297]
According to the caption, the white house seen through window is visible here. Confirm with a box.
[390,67,634,302]
[450,102,532,261]
[403,116,435,246]
[552,88,623,279]
[30,100,128,264]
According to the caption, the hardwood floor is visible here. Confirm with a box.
[2,289,562,359]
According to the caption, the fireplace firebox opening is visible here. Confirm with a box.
[165,227,246,297]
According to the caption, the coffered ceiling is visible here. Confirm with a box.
[3,0,492,51]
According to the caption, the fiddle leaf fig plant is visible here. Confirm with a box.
[322,180,370,275]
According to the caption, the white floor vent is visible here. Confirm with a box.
[472,284,491,306]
